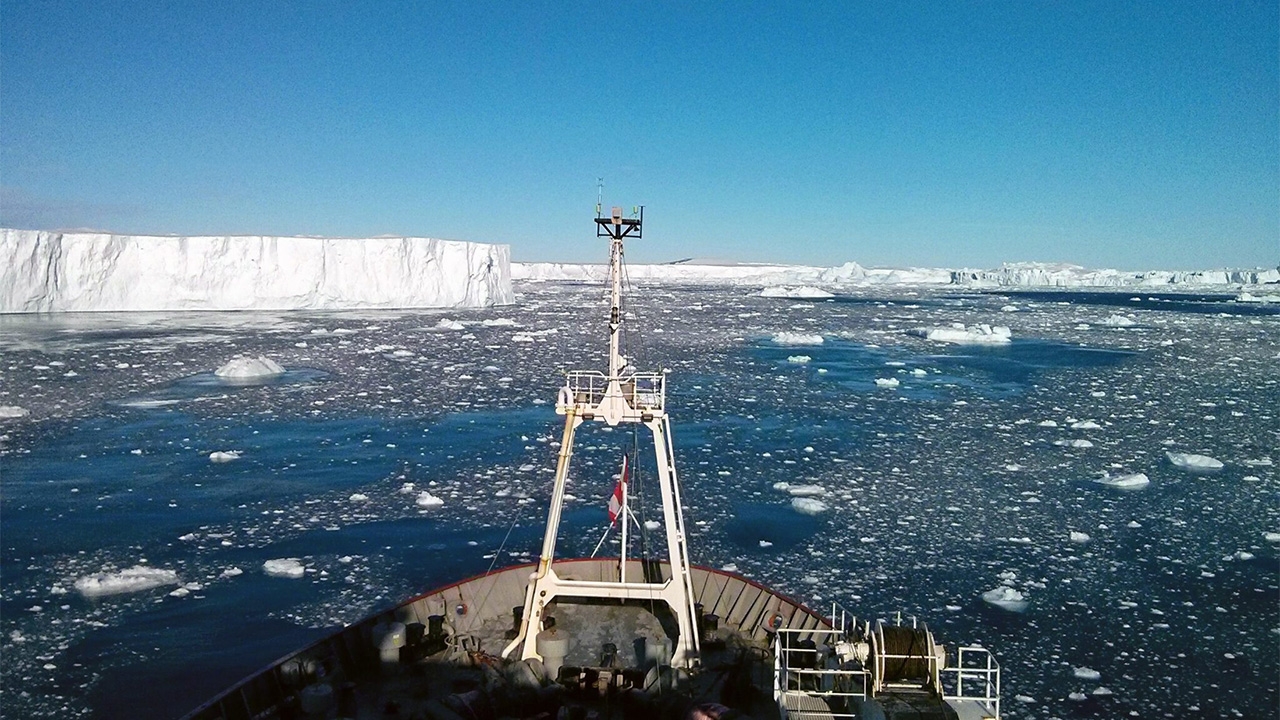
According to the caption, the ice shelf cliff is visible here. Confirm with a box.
[1,230,513,312]
[514,259,1279,288]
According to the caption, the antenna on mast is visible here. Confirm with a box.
[596,177,604,217]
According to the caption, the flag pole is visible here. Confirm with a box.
[620,463,628,583]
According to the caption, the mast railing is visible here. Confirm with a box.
[560,370,666,413]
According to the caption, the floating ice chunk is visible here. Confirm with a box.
[787,355,811,363]
[1236,292,1280,303]
[644,520,661,531]
[1069,531,1091,544]
[721,563,738,573]
[772,332,824,345]
[0,405,30,418]
[434,319,465,331]
[1092,472,1150,489]
[1073,667,1101,680]
[1068,692,1088,702]
[209,451,241,463]
[415,492,445,508]
[791,498,828,515]
[1166,452,1224,473]
[1230,551,1255,561]
[1071,420,1102,430]
[980,586,1028,612]
[215,356,285,379]
[1037,420,1058,427]
[75,565,180,597]
[1014,695,1036,704]
[1100,314,1137,327]
[910,368,927,377]
[349,493,369,502]
[481,318,517,326]
[263,558,306,579]
[220,566,243,578]
[1128,521,1142,528]
[786,484,827,497]
[1054,439,1094,448]
[1243,457,1273,467]
[1092,686,1114,696]
[1000,305,1018,312]
[911,323,1011,345]
[1265,532,1280,543]
[760,286,834,299]
[399,482,415,494]
[875,377,900,388]
[759,540,773,548]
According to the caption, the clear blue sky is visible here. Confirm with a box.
[2,1,1276,269]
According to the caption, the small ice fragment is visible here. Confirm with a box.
[875,377,900,388]
[758,540,773,548]
[644,520,661,531]
[772,332,824,346]
[1101,314,1136,327]
[1069,531,1091,544]
[1093,472,1150,489]
[0,405,30,418]
[209,451,241,463]
[1073,667,1101,681]
[349,493,369,502]
[787,355,811,364]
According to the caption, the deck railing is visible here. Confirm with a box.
[560,370,666,413]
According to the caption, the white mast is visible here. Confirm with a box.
[503,205,702,669]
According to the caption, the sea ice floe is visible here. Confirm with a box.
[980,586,1028,612]
[1054,439,1094,448]
[1070,420,1102,430]
[911,323,1011,345]
[786,484,827,497]
[0,405,30,418]
[1264,532,1280,543]
[771,332,824,346]
[1166,451,1224,473]
[1092,472,1150,489]
[75,565,180,597]
[644,520,661,531]
[790,498,828,515]
[349,493,369,502]
[1073,666,1102,680]
[263,558,306,579]
[434,319,465,331]
[874,377,900,388]
[1069,531,1091,544]
[787,355,811,363]
[208,451,241,463]
[215,356,285,379]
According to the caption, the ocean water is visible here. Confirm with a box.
[1,284,1276,719]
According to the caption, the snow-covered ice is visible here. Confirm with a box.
[981,586,1029,612]
[1092,472,1150,489]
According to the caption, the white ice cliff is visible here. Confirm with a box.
[515,259,1279,288]
[0,230,513,312]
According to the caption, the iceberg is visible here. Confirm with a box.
[215,356,285,380]
[981,585,1029,612]
[514,258,1279,288]
[1092,472,1150,489]
[75,565,180,597]
[911,323,1012,345]
[790,498,829,515]
[1,230,512,312]
[262,558,306,579]
[1166,452,1224,473]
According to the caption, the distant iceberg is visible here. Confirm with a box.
[760,285,834,299]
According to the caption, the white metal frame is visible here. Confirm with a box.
[502,209,701,669]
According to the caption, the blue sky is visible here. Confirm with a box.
[2,1,1276,269]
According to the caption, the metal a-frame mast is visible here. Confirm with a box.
[502,206,701,668]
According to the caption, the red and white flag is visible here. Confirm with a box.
[607,454,629,525]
